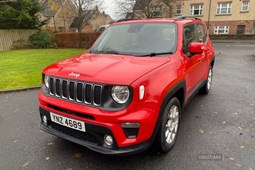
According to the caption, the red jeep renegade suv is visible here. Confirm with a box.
[39,17,215,155]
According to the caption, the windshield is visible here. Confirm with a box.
[90,23,177,56]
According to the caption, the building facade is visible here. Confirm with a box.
[173,0,255,35]
[41,0,112,33]
[69,10,113,33]
[41,0,76,32]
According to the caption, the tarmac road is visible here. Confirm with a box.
[0,42,255,170]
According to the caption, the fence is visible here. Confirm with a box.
[0,29,37,51]
[55,33,101,49]
[210,34,255,40]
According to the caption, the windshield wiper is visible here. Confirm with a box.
[139,52,173,57]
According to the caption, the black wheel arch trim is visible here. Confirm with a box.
[210,56,215,67]
[148,80,186,146]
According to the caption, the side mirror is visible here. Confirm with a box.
[189,42,205,54]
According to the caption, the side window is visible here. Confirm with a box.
[183,24,197,55]
[197,24,207,43]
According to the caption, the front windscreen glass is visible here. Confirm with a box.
[90,23,177,56]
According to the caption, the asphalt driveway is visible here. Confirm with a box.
[0,42,255,170]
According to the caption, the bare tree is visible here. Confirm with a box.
[132,0,173,19]
[115,0,136,19]
[144,0,165,18]
[70,0,97,32]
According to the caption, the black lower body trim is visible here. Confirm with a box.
[185,80,207,107]
[39,107,151,155]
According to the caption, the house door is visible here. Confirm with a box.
[237,25,246,34]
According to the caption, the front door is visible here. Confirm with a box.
[183,23,205,98]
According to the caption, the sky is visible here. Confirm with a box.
[99,0,118,19]
[97,0,135,20]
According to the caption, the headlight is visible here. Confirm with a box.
[111,86,130,104]
[44,75,49,88]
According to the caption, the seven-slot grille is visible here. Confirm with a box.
[48,77,103,106]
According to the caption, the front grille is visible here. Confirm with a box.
[47,104,95,120]
[48,77,103,106]
[50,122,98,144]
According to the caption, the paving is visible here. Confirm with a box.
[0,42,255,170]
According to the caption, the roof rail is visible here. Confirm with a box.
[116,18,139,22]
[175,16,202,21]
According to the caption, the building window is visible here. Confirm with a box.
[217,3,232,15]
[214,26,230,34]
[241,2,249,12]
[190,4,203,16]
[176,5,182,15]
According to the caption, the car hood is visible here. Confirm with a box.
[43,53,170,85]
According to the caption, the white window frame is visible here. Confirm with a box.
[216,3,232,15]
[214,26,230,35]
[241,2,249,12]
[190,4,203,16]
[176,5,182,15]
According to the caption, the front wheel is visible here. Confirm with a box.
[156,97,181,153]
[200,66,213,95]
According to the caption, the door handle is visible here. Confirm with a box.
[198,57,203,62]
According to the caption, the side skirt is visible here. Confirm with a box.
[183,80,207,110]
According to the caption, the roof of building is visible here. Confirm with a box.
[41,6,56,17]
[39,0,60,17]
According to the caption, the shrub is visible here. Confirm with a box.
[29,31,55,48]
[11,39,32,49]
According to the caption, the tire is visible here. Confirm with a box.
[199,66,213,95]
[155,97,181,153]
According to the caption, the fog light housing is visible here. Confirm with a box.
[121,123,140,139]
[104,135,113,146]
[42,115,47,125]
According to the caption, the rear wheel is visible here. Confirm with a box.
[156,97,181,153]
[200,66,213,95]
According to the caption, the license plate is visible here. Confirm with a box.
[50,112,86,132]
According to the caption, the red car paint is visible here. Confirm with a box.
[39,18,215,154]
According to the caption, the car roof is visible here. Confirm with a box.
[112,17,203,26]
[99,25,110,28]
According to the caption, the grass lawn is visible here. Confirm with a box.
[0,48,85,91]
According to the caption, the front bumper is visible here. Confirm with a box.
[40,107,152,155]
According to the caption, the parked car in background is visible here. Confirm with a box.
[96,25,109,33]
